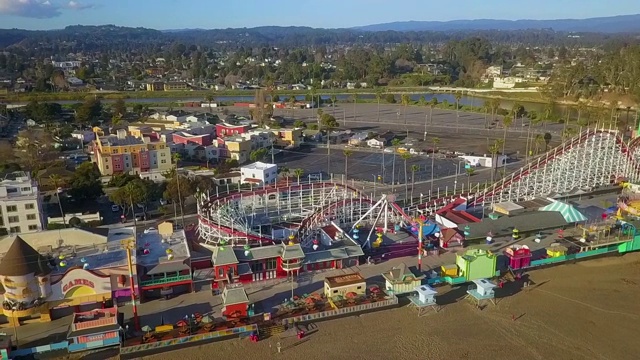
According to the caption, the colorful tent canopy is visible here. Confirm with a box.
[540,200,588,223]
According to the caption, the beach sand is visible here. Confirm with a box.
[144,253,640,360]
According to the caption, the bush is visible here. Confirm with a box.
[385,94,396,103]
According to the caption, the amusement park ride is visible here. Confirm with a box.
[196,128,640,261]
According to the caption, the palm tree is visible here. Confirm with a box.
[343,149,353,182]
[171,152,186,227]
[576,102,587,126]
[331,94,337,116]
[454,92,462,133]
[482,100,491,128]
[293,168,304,183]
[429,98,438,125]
[410,164,419,202]
[543,101,554,129]
[401,94,410,125]
[280,167,290,180]
[375,89,382,122]
[430,137,440,193]
[488,140,501,183]
[501,115,513,157]
[400,152,411,201]
[205,94,215,106]
[465,167,475,190]
[490,98,501,126]
[352,92,359,123]
[289,96,297,119]
[390,138,401,191]
[534,134,544,154]
[49,174,66,227]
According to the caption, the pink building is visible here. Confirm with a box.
[173,132,213,146]
[216,123,251,137]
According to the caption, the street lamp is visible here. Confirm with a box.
[11,306,18,348]
[454,161,465,193]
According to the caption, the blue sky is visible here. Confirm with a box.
[0,0,638,30]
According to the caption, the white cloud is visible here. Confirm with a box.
[65,1,93,10]
[0,0,93,18]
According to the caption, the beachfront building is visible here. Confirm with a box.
[504,245,532,270]
[221,285,250,318]
[136,222,193,301]
[0,229,134,323]
[323,273,366,299]
[0,171,45,235]
[456,248,497,281]
[381,263,425,295]
[67,306,121,352]
[210,243,305,287]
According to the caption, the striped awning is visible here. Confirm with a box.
[540,200,588,224]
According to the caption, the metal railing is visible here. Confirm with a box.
[139,274,192,287]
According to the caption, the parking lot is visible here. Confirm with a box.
[275,146,459,184]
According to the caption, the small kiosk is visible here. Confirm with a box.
[547,244,568,258]
[465,279,497,308]
[381,263,425,295]
[408,285,439,317]
[221,285,250,319]
[504,245,532,270]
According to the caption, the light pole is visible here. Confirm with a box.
[372,174,377,199]
[11,307,18,348]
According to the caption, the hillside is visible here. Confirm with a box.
[355,14,640,33]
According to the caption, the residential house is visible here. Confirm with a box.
[92,129,172,176]
[327,131,351,145]
[303,129,323,142]
[271,128,303,148]
[0,171,45,234]
[348,131,370,146]
[367,132,395,148]
[164,82,189,91]
[71,130,95,143]
[173,132,213,147]
[216,123,251,137]
[240,162,278,185]
[219,136,252,163]
[146,81,165,91]
[166,110,190,123]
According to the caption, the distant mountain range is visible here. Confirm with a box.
[354,14,640,33]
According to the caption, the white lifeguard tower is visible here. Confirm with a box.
[465,279,497,309]
[407,285,440,317]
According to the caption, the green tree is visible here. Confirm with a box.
[488,140,502,183]
[320,113,339,129]
[501,115,513,156]
[543,132,553,152]
[76,97,102,125]
[113,98,126,117]
[293,168,304,183]
[68,162,103,201]
[430,137,440,193]
[289,96,297,119]
[429,98,438,125]
[343,149,353,181]
[109,179,149,215]
[466,167,475,190]
[401,94,410,125]
[385,93,396,104]
[250,148,268,162]
[293,120,306,128]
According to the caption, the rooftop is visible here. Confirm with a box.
[242,161,277,171]
[135,226,191,272]
[99,134,144,147]
[382,263,425,284]
[222,286,250,306]
[325,273,366,288]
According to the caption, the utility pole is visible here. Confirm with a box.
[122,239,140,331]
[176,171,185,229]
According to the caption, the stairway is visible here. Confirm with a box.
[259,324,285,338]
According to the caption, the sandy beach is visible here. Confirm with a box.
[142,252,640,360]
